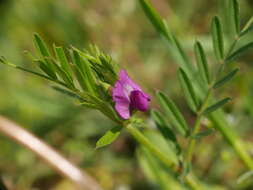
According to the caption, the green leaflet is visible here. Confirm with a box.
[71,49,97,96]
[178,68,199,112]
[211,16,224,60]
[37,60,57,79]
[33,33,51,57]
[33,34,57,79]
[139,0,170,40]
[96,126,122,149]
[225,42,253,63]
[213,68,239,89]
[240,16,253,37]
[192,129,215,139]
[203,98,231,115]
[53,45,72,76]
[50,59,75,89]
[229,0,240,35]
[156,92,189,137]
[194,41,210,84]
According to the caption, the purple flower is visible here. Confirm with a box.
[112,69,151,119]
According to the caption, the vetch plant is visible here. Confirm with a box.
[1,0,253,189]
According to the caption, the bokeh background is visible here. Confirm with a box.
[0,0,253,189]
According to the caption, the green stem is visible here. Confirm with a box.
[125,123,203,190]
[185,89,212,163]
[226,36,239,57]
[125,124,176,169]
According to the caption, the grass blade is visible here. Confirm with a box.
[211,16,224,60]
[156,92,189,136]
[203,98,231,115]
[213,68,239,88]
[178,68,199,112]
[194,41,210,84]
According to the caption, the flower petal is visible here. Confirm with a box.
[115,98,130,119]
[119,69,141,91]
[112,79,129,102]
[130,90,150,112]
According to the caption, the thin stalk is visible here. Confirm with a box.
[125,124,176,169]
[185,89,212,163]
[0,116,102,190]
[125,124,203,190]
[226,35,240,57]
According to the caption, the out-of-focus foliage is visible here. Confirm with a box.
[1,0,253,189]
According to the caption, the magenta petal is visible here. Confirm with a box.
[112,69,151,119]
[130,90,150,112]
[112,80,129,102]
[115,99,130,119]
[119,70,141,91]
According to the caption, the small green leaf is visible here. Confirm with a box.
[96,126,122,149]
[229,0,240,35]
[36,60,55,79]
[50,60,75,89]
[53,45,72,75]
[211,16,224,60]
[156,92,189,136]
[240,16,253,37]
[71,50,97,95]
[203,98,231,115]
[225,42,253,63]
[192,129,215,139]
[33,34,58,79]
[194,41,210,84]
[139,0,171,40]
[33,33,51,57]
[213,68,239,88]
[178,68,199,112]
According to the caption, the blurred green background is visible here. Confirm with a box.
[1,0,253,189]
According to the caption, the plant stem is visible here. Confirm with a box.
[185,89,212,163]
[125,124,176,169]
[125,124,203,190]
